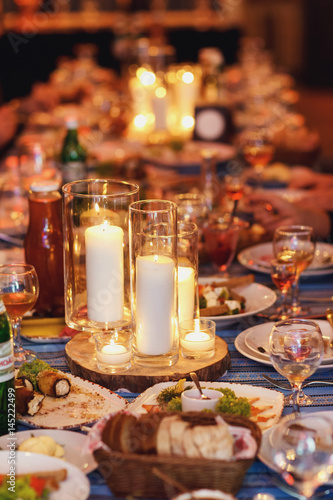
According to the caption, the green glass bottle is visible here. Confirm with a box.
[0,299,15,436]
[61,118,87,183]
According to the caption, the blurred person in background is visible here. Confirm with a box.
[246,166,333,241]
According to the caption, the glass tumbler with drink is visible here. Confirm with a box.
[0,264,39,365]
[269,319,324,412]
[203,212,249,275]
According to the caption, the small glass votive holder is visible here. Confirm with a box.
[179,318,216,359]
[94,330,132,373]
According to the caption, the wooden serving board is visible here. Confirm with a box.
[65,333,231,393]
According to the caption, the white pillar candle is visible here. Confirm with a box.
[152,93,168,131]
[136,254,176,355]
[96,341,131,365]
[178,266,195,325]
[180,331,215,352]
[85,222,124,323]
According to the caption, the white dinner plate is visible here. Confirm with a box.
[258,410,333,486]
[16,371,127,429]
[0,451,90,499]
[20,317,72,344]
[198,276,277,326]
[238,242,333,276]
[0,429,97,474]
[244,320,333,363]
[142,141,235,170]
[235,329,333,370]
[128,380,284,432]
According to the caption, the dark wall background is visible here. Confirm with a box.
[0,27,241,102]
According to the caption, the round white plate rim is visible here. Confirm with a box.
[238,242,333,276]
[0,429,97,475]
[258,410,333,485]
[198,277,277,325]
[235,329,333,370]
[244,320,333,363]
[0,450,90,499]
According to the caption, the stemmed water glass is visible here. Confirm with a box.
[271,413,333,499]
[0,263,39,365]
[269,319,324,413]
[273,225,315,316]
[270,259,296,320]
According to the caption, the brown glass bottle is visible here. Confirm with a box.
[24,180,64,317]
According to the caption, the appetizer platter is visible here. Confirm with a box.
[128,380,284,431]
[0,451,90,500]
[0,429,97,475]
[15,359,127,429]
[198,275,276,326]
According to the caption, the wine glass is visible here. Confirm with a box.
[0,264,39,365]
[270,259,296,320]
[239,126,275,184]
[223,172,245,218]
[269,319,324,413]
[271,413,333,499]
[273,225,315,316]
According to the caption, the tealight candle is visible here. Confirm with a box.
[97,342,131,365]
[181,331,215,352]
[95,333,132,373]
[180,319,216,359]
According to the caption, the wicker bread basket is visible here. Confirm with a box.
[94,412,261,498]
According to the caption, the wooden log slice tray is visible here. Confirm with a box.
[65,332,231,393]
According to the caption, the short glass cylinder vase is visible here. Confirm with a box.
[129,199,179,367]
[179,318,216,359]
[62,179,139,333]
[95,330,132,373]
[178,221,200,325]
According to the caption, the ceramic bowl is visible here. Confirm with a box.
[181,388,221,412]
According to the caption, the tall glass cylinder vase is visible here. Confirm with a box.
[178,221,199,326]
[129,200,179,367]
[62,179,139,333]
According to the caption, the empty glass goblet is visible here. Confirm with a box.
[269,319,324,413]
[271,413,333,499]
